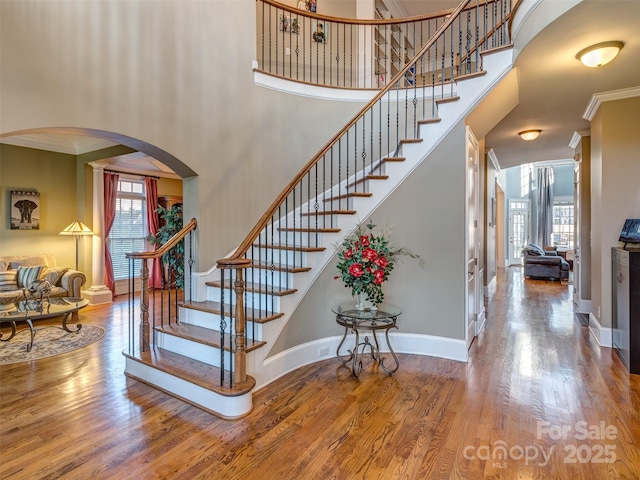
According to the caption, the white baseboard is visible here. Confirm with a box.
[574,299,591,315]
[484,276,497,303]
[589,313,612,347]
[476,310,487,335]
[257,333,468,391]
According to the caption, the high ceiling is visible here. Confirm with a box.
[1,0,638,173]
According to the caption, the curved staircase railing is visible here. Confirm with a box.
[221,0,514,386]
[126,218,197,353]
[256,0,509,89]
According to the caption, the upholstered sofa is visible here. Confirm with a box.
[0,255,86,306]
[522,244,570,281]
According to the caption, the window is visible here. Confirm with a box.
[110,179,147,280]
[552,203,574,248]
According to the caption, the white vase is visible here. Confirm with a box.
[355,292,377,311]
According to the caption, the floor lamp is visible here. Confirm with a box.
[59,220,94,270]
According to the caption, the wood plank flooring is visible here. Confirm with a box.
[1,268,639,479]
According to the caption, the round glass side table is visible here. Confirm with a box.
[332,302,401,378]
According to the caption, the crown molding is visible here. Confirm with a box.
[487,148,501,172]
[569,128,590,149]
[583,86,640,121]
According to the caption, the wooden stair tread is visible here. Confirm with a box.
[436,95,460,104]
[455,70,486,82]
[382,157,405,162]
[181,299,284,323]
[250,261,311,273]
[253,243,325,252]
[205,280,297,297]
[300,210,356,216]
[348,175,389,188]
[323,192,371,202]
[400,138,422,144]
[123,347,255,396]
[418,118,441,125]
[156,323,266,353]
[277,226,342,232]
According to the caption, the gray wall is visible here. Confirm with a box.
[270,121,468,354]
[590,97,640,329]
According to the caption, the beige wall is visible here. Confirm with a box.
[0,144,80,267]
[0,0,365,272]
[590,96,640,329]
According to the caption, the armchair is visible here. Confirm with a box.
[522,244,570,281]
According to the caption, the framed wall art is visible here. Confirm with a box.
[312,20,326,43]
[11,190,40,230]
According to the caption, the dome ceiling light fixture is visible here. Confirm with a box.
[576,41,624,67]
[519,129,542,141]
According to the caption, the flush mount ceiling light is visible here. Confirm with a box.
[576,41,624,67]
[519,129,541,141]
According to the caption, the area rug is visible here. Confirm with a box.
[0,324,106,365]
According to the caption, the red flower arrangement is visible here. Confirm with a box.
[335,220,422,306]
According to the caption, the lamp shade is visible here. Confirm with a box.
[576,41,624,68]
[59,220,94,236]
[519,129,541,141]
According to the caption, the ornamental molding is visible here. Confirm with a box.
[583,86,640,121]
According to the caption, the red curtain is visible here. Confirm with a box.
[144,177,163,289]
[104,172,119,295]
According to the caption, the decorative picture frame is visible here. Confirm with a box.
[11,191,40,230]
[312,20,326,43]
[280,13,300,34]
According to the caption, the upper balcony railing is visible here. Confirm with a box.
[256,0,511,89]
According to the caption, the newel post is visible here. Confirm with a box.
[234,269,247,384]
[139,258,150,351]
[217,257,251,385]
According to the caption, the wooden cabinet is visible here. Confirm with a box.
[612,247,640,374]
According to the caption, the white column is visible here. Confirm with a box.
[82,163,113,304]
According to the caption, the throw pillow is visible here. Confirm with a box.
[524,245,544,256]
[0,261,7,272]
[39,266,69,286]
[17,265,44,288]
[0,270,17,291]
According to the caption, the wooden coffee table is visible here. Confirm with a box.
[0,297,90,352]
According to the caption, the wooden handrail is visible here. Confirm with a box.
[127,218,197,260]
[261,0,496,26]
[220,0,476,266]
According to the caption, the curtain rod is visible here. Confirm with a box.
[104,168,160,180]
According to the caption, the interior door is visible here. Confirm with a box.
[466,127,479,348]
[509,200,529,265]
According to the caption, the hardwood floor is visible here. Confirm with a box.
[1,268,639,479]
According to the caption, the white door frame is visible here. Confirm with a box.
[508,200,530,265]
[465,127,480,349]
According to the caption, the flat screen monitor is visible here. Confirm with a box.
[619,218,640,245]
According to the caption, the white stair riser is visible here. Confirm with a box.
[124,357,252,419]
[249,247,308,266]
[179,308,264,340]
[156,330,232,369]
[243,267,295,288]
[323,197,353,210]
[276,230,326,247]
[297,214,343,229]
[207,287,282,311]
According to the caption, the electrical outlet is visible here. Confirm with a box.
[318,347,329,357]
[286,47,291,56]
[597,306,601,318]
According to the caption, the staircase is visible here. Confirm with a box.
[124,0,516,419]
